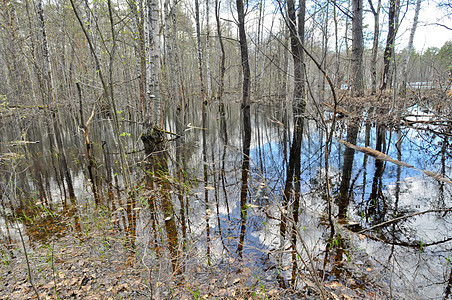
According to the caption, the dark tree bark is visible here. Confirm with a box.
[381,0,400,90]
[338,119,359,219]
[236,0,250,108]
[368,0,381,94]
[351,0,364,96]
[215,0,226,103]
[237,106,251,258]
[286,0,306,118]
[194,0,205,104]
[282,0,306,285]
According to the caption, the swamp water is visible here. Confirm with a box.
[0,101,451,299]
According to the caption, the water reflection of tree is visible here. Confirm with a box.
[142,136,180,275]
[237,106,251,258]
[366,124,387,224]
[337,118,360,220]
[279,113,303,286]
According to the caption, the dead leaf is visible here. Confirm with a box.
[329,281,344,288]
[42,281,55,289]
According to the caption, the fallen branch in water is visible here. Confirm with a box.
[337,139,452,185]
[358,208,452,233]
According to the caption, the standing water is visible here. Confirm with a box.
[0,98,451,299]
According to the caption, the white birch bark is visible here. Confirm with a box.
[146,0,161,126]
[205,0,211,99]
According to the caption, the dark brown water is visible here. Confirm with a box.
[1,101,451,298]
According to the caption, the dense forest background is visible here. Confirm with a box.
[1,0,451,115]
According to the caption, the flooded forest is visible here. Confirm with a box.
[0,0,452,298]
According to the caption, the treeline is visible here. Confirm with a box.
[0,0,450,115]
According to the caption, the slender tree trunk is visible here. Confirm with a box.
[215,0,225,103]
[333,5,340,85]
[286,0,306,119]
[338,120,359,219]
[205,0,211,100]
[164,0,178,103]
[127,0,146,119]
[400,0,421,95]
[281,0,306,285]
[170,0,185,114]
[381,0,400,90]
[368,0,381,94]
[147,0,161,126]
[236,0,251,108]
[237,106,251,257]
[140,0,164,159]
[194,0,206,104]
[351,0,364,96]
[255,0,264,96]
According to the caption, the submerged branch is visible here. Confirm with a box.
[359,208,452,233]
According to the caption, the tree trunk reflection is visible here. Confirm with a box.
[238,106,251,258]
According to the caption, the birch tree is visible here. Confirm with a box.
[140,0,163,156]
[146,0,161,126]
[205,0,211,99]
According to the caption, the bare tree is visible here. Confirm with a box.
[286,0,306,115]
[351,0,364,95]
[194,0,206,104]
[205,0,211,99]
[368,0,381,94]
[381,0,400,90]
[215,0,226,103]
[236,0,251,108]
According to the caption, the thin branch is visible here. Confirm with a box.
[427,22,452,30]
